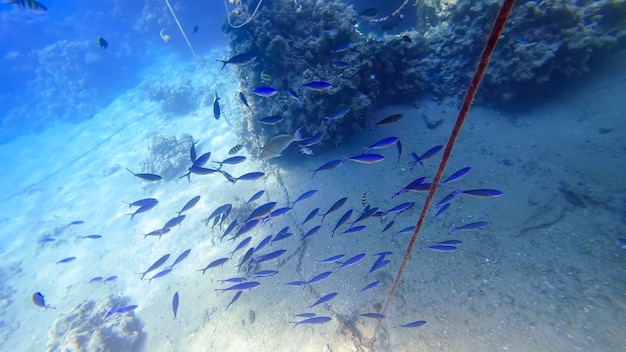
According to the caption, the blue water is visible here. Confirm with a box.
[1,1,625,351]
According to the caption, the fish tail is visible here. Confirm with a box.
[293,127,305,141]
[216,60,227,70]
[125,168,135,175]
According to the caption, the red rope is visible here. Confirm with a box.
[371,0,517,345]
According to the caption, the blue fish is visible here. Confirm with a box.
[292,190,317,206]
[309,160,343,177]
[301,208,320,226]
[344,153,385,164]
[246,202,277,222]
[235,171,265,183]
[215,281,261,291]
[435,190,461,206]
[56,257,76,264]
[177,196,201,216]
[252,87,278,98]
[268,207,292,220]
[342,225,366,234]
[104,276,118,283]
[302,132,324,147]
[237,247,255,273]
[392,177,426,198]
[360,280,380,292]
[140,254,171,280]
[306,271,332,285]
[392,226,416,237]
[303,225,322,240]
[213,156,246,169]
[409,145,443,170]
[441,167,471,185]
[253,249,287,264]
[331,209,353,237]
[332,41,351,52]
[254,235,273,253]
[272,231,293,242]
[89,277,103,284]
[290,316,332,327]
[293,313,316,318]
[431,203,450,222]
[125,168,162,182]
[247,190,265,204]
[423,245,457,252]
[239,92,252,113]
[395,320,427,328]
[307,292,338,308]
[123,197,158,208]
[449,221,488,233]
[324,105,351,124]
[437,240,462,246]
[230,237,252,258]
[172,292,179,320]
[331,60,349,69]
[258,115,284,125]
[287,88,304,104]
[382,220,395,233]
[461,189,503,198]
[337,253,366,269]
[226,291,242,310]
[69,220,84,225]
[320,197,348,222]
[362,137,399,153]
[360,313,385,319]
[106,305,138,317]
[218,277,246,284]
[32,292,54,309]
[316,254,345,264]
[221,220,238,242]
[197,257,229,274]
[148,268,172,283]
[167,249,191,270]
[162,215,186,230]
[79,235,102,239]
[302,81,333,91]
[252,270,279,278]
[217,53,257,69]
[383,202,414,216]
[367,259,390,276]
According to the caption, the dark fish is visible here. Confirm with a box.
[436,190,461,206]
[97,36,108,49]
[361,313,385,319]
[192,24,199,33]
[56,257,76,264]
[123,198,158,208]
[342,225,366,234]
[258,115,284,125]
[349,206,378,227]
[32,292,54,309]
[392,226,416,237]
[215,281,261,291]
[382,220,395,233]
[213,91,221,120]
[371,114,403,129]
[217,169,237,183]
[178,196,201,216]
[272,230,293,242]
[217,53,257,69]
[358,8,379,20]
[331,60,349,69]
[332,41,351,53]
[362,137,399,153]
[190,141,197,162]
[302,132,324,147]
[106,305,138,317]
[229,144,243,155]
[79,235,102,239]
[360,280,380,292]
[213,156,247,170]
[235,172,265,183]
[268,206,292,220]
[331,209,353,237]
[246,202,277,222]
[319,197,348,222]
[449,221,488,233]
[8,0,47,13]
[247,190,265,204]
[143,228,170,239]
[128,200,159,220]
[253,249,287,264]
[395,320,427,328]
[230,236,252,258]
[239,92,253,113]
[254,235,272,253]
[162,215,186,230]
[148,268,172,283]
[290,316,332,327]
[69,220,84,225]
[392,177,426,198]
[303,225,322,240]
[324,105,351,124]
[167,249,191,270]
[292,190,317,206]
[218,277,246,284]
[172,292,179,320]
[309,159,343,177]
[306,271,332,285]
[302,81,333,91]
[89,277,103,284]
[431,203,450,222]
[233,219,261,240]
[337,253,365,269]
[252,86,278,98]
[221,220,238,242]
[104,276,118,283]
[402,35,412,44]
[307,292,337,308]
[301,208,319,226]
[226,291,242,310]
[461,189,503,198]
[125,168,162,181]
[316,254,344,264]
[198,257,229,274]
[237,247,255,272]
[384,202,414,215]
[287,88,304,104]
[441,167,471,185]
[367,259,390,276]
[344,153,385,164]
[192,152,212,168]
[410,145,443,170]
[205,203,232,225]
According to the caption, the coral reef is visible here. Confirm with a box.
[47,296,142,352]
[142,79,205,116]
[223,0,626,153]
[139,133,193,181]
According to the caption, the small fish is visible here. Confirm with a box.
[303,225,322,240]
[292,190,317,206]
[228,144,243,155]
[344,154,385,164]
[363,137,399,153]
[395,320,427,328]
[104,276,118,283]
[143,228,170,239]
[56,257,76,264]
[167,249,191,270]
[213,91,221,120]
[431,203,450,222]
[247,190,265,204]
[239,92,253,113]
[230,236,252,259]
[177,196,201,216]
[423,245,457,252]
[371,114,403,129]
[290,316,332,327]
[391,177,426,198]
[237,247,256,272]
[128,201,159,220]
[260,127,305,160]
[252,86,278,98]
[287,88,304,104]
[301,208,319,226]
[461,189,503,198]
[253,249,287,264]
[7,0,47,13]
[392,226,416,237]
[215,281,261,292]
[360,280,380,292]
[69,220,84,225]
[254,235,272,254]
[449,221,488,233]
[219,277,246,284]
[302,81,333,91]
[246,202,277,222]
[192,25,199,34]
[89,277,103,284]
[162,215,186,230]
[32,292,54,309]
[122,198,156,210]
[302,132,324,147]
[331,60,349,69]
[260,69,272,82]
[106,305,138,317]
[148,268,172,283]
[361,192,368,207]
[272,231,293,243]
[316,254,345,264]
[97,36,108,49]
[217,53,257,69]
[234,219,261,240]
[306,271,332,285]
[331,41,351,53]
[125,168,162,181]
[319,197,348,222]
[360,313,385,319]
[226,291,242,310]
[324,105,351,124]
[331,209,353,237]
[382,220,395,233]
[172,292,179,319]
[367,259,390,276]
[252,270,279,278]
[221,220,238,242]
[437,240,462,246]
[441,167,471,185]
[410,145,443,170]
[358,8,379,20]
[307,292,338,308]
[337,253,366,269]
[349,206,378,227]
[79,235,102,239]
[190,142,197,162]
[258,115,284,125]
[213,156,247,169]
[342,225,366,234]
[384,202,414,215]
[435,190,461,206]
[198,257,229,274]
[205,203,232,225]
[309,159,343,177]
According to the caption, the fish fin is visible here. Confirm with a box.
[216,60,227,70]
[125,168,136,176]
[293,127,305,141]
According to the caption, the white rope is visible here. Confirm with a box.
[223,0,264,29]
[164,0,199,59]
